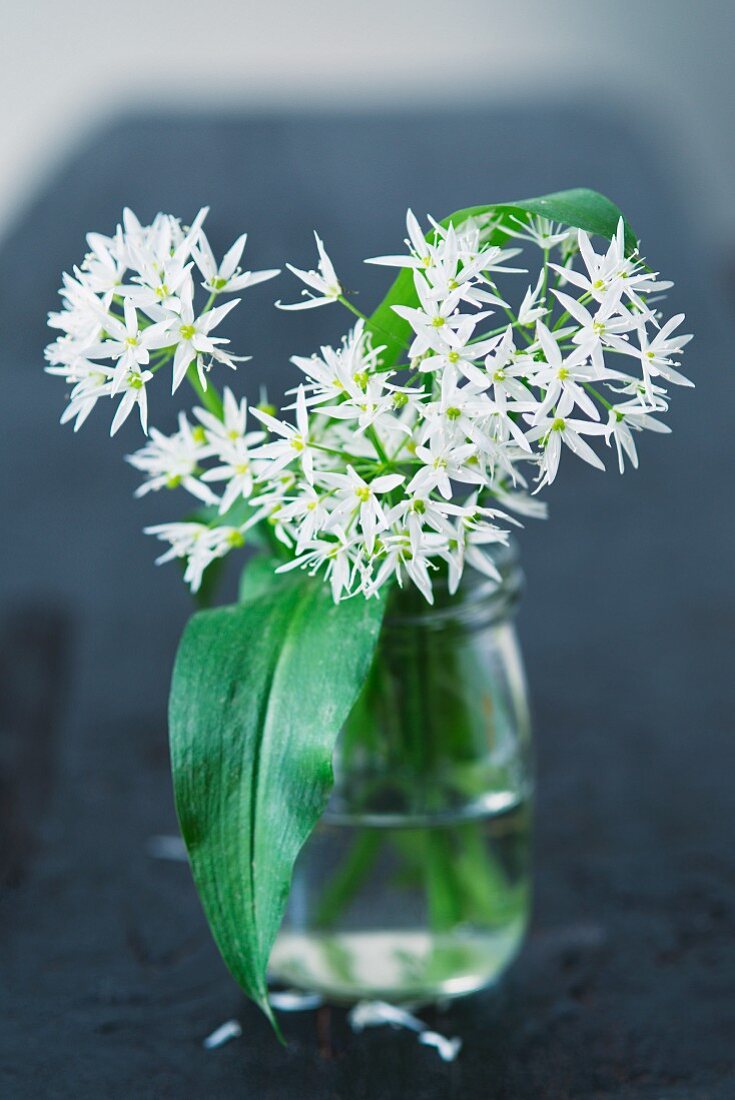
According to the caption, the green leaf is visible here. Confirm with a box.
[367,187,638,366]
[168,572,386,1032]
[238,552,290,604]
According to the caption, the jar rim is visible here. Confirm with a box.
[385,537,523,630]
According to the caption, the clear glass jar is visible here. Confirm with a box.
[269,543,533,1003]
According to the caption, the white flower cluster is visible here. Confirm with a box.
[45,207,279,434]
[47,208,692,603]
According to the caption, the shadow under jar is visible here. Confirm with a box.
[270,542,533,1004]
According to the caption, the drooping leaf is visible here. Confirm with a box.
[367,187,638,366]
[168,571,386,1031]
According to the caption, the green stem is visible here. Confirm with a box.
[339,295,397,347]
[366,425,390,467]
[314,832,382,928]
[186,362,224,419]
[583,382,614,411]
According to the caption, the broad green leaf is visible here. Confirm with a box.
[168,573,386,1031]
[238,552,290,604]
[367,187,638,366]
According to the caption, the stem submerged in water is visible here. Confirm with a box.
[318,580,521,936]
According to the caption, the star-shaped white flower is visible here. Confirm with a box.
[524,390,607,488]
[170,282,241,393]
[276,232,342,310]
[321,466,404,555]
[250,386,317,483]
[192,231,280,295]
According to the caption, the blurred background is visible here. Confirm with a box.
[1,2,734,1095]
[2,0,735,251]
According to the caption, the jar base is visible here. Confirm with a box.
[269,922,526,1006]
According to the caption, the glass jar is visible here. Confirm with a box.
[269,542,533,1003]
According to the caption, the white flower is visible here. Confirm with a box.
[418,330,503,388]
[250,386,318,483]
[419,368,490,444]
[171,282,241,392]
[60,361,153,436]
[530,321,601,423]
[393,275,481,358]
[524,391,607,487]
[517,270,548,327]
[407,435,484,500]
[46,271,107,352]
[84,297,173,393]
[58,362,112,431]
[604,405,670,473]
[81,228,126,293]
[275,484,333,551]
[553,286,638,374]
[121,207,209,315]
[198,392,265,514]
[122,259,194,316]
[193,231,280,295]
[110,365,155,436]
[48,203,691,605]
[419,224,509,309]
[194,386,263,455]
[635,314,694,388]
[549,219,672,309]
[316,369,410,438]
[320,466,404,554]
[392,494,455,552]
[370,525,448,604]
[127,206,209,273]
[434,497,509,593]
[291,321,384,407]
[484,328,537,407]
[505,215,574,251]
[276,232,342,310]
[277,528,361,602]
[145,520,246,592]
[127,411,216,503]
[364,209,438,271]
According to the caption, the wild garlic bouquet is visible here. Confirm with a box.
[47,191,691,1032]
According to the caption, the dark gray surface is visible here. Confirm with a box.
[0,107,733,1098]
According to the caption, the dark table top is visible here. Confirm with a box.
[1,105,734,1099]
